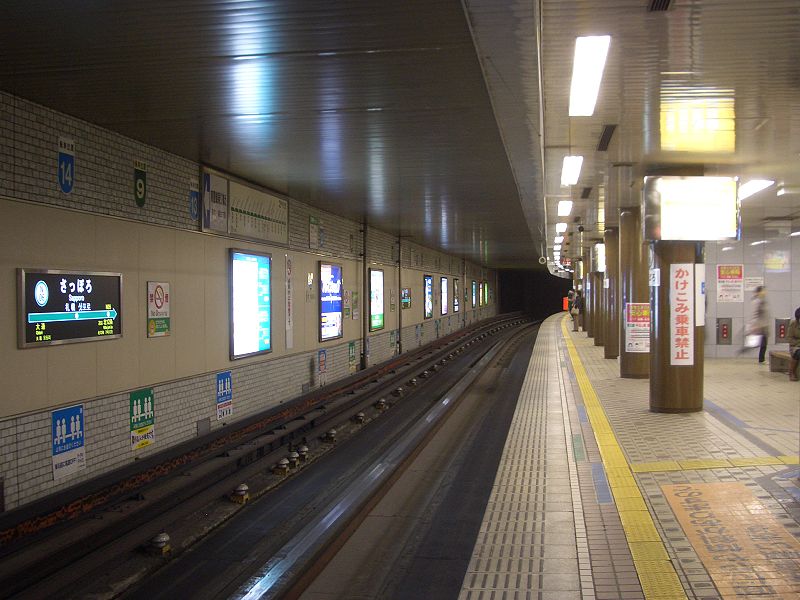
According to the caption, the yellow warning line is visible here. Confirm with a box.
[560,316,687,600]
[631,455,799,473]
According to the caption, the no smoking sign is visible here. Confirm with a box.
[147,281,171,337]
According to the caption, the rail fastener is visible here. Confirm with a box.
[273,458,290,475]
[353,412,366,424]
[147,532,172,556]
[229,483,250,504]
[298,445,309,461]
[288,451,300,468]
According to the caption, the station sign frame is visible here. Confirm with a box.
[18,268,123,349]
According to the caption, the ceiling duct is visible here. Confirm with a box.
[597,124,617,151]
[581,187,593,199]
[648,0,672,11]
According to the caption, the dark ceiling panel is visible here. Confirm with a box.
[0,0,540,268]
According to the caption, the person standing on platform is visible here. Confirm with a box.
[746,286,770,364]
[567,289,575,325]
[787,307,800,381]
[571,290,583,332]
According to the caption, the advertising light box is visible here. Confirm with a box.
[319,262,343,341]
[472,280,477,308]
[230,250,272,359]
[423,275,433,319]
[369,268,384,331]
[453,279,460,313]
[440,277,448,315]
[18,269,122,348]
[643,176,739,241]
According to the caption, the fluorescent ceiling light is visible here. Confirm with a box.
[557,200,573,216]
[569,35,611,116]
[777,185,800,196]
[555,222,568,233]
[554,244,562,251]
[790,231,800,237]
[561,156,584,186]
[738,179,774,200]
[554,236,564,244]
[749,240,768,246]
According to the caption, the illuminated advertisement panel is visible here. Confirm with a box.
[453,279,460,312]
[319,262,343,341]
[643,176,739,241]
[472,280,477,308]
[423,275,433,319]
[18,268,122,348]
[479,282,484,306]
[483,282,489,306]
[230,249,271,359]
[369,268,384,331]
[440,277,448,315]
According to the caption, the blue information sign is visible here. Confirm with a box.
[189,189,200,221]
[216,371,233,419]
[51,404,85,479]
[57,137,75,194]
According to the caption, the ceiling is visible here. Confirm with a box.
[2,1,798,271]
[540,0,800,269]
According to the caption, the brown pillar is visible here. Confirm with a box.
[583,252,594,338]
[604,228,619,359]
[649,241,705,413]
[592,272,604,345]
[619,207,650,378]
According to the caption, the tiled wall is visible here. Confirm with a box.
[705,229,800,358]
[0,92,497,511]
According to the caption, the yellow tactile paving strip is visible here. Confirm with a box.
[631,455,800,473]
[560,317,687,600]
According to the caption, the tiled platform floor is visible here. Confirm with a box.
[460,314,799,600]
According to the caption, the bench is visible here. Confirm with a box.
[768,350,791,373]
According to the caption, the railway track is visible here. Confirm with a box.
[0,315,530,600]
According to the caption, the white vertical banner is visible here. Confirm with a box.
[670,264,694,365]
[285,254,293,349]
[694,264,706,327]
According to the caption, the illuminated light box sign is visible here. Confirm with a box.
[423,275,433,319]
[643,176,739,241]
[18,269,122,348]
[660,94,735,153]
[440,277,448,315]
[230,250,272,359]
[453,279,460,313]
[319,262,343,341]
[472,281,477,308]
[369,268,384,331]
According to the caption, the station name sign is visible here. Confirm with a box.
[18,268,123,348]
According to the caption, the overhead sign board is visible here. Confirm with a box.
[18,269,122,348]
[229,180,289,245]
[202,170,229,234]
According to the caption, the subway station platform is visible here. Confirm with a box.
[460,313,800,600]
